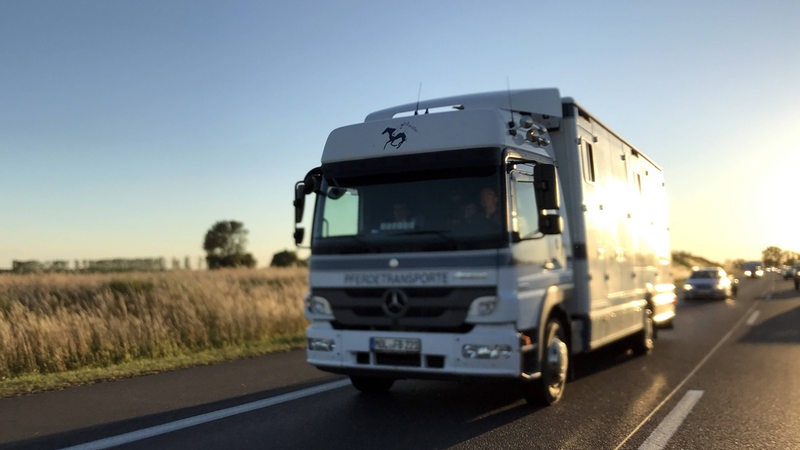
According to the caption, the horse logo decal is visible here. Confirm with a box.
[382,127,407,150]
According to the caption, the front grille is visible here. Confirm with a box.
[315,286,494,332]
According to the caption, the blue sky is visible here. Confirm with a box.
[2,0,799,269]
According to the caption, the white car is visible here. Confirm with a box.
[683,267,733,300]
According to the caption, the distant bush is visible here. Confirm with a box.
[270,250,306,267]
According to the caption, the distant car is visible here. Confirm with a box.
[742,261,764,278]
[683,267,733,300]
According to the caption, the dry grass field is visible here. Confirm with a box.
[0,268,308,382]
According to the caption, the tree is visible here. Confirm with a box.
[271,250,301,267]
[762,246,783,267]
[203,220,257,269]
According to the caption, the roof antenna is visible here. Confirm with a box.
[414,83,422,115]
[506,77,517,135]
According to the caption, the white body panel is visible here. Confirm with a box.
[549,101,675,350]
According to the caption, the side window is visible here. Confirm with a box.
[319,189,359,237]
[513,173,539,239]
[583,142,596,183]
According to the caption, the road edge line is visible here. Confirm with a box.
[63,378,351,450]
[638,389,703,450]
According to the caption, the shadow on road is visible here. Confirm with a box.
[740,305,800,345]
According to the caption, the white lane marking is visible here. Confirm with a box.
[64,378,351,450]
[638,390,704,450]
[746,310,760,326]
[614,301,759,450]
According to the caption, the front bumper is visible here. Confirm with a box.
[684,288,727,299]
[306,323,529,379]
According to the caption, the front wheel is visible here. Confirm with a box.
[349,375,394,394]
[523,318,569,405]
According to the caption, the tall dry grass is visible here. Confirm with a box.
[0,268,308,379]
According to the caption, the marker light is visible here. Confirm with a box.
[526,128,550,146]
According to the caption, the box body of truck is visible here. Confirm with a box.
[293,88,676,404]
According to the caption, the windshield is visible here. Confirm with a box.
[690,270,718,279]
[311,170,506,254]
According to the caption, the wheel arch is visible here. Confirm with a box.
[536,285,572,363]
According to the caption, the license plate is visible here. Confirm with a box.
[370,337,421,353]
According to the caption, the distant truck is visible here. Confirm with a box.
[293,88,676,405]
[742,261,764,278]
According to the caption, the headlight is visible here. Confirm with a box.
[683,284,693,291]
[467,296,498,317]
[304,295,333,318]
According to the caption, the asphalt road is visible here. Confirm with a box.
[1,273,798,449]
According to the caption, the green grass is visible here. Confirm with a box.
[0,334,305,398]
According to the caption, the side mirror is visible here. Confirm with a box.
[293,167,321,247]
[294,181,306,223]
[533,163,560,210]
[534,164,562,235]
[294,167,322,225]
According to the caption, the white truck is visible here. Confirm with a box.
[293,88,676,405]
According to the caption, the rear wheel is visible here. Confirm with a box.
[631,305,655,355]
[523,318,569,405]
[349,375,394,393]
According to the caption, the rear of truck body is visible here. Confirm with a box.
[293,88,676,404]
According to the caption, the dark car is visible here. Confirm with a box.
[683,267,733,300]
[742,261,764,278]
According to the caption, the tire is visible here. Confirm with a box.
[631,305,655,355]
[523,318,569,405]
[349,375,394,393]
